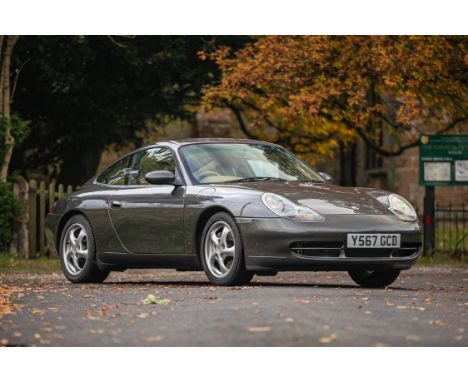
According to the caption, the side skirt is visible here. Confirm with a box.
[97,252,201,271]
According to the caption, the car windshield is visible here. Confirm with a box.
[179,143,325,184]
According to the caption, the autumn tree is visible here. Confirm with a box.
[204,36,467,160]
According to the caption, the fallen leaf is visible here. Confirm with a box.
[319,334,337,344]
[247,326,271,333]
[142,294,171,305]
[88,328,104,334]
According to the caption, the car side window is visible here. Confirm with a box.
[128,147,176,185]
[96,155,133,185]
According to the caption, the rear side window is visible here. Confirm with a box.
[96,155,132,185]
[128,147,176,185]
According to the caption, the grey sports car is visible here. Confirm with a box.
[46,138,421,287]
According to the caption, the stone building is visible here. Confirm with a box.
[328,140,468,213]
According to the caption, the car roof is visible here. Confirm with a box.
[153,138,277,147]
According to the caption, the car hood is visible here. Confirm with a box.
[220,181,392,215]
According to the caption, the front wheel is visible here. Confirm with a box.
[348,269,400,288]
[200,212,254,286]
[59,215,110,283]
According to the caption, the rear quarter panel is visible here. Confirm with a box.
[52,184,126,257]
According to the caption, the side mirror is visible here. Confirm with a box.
[145,170,178,185]
[319,172,332,183]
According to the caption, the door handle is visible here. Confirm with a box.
[110,200,121,209]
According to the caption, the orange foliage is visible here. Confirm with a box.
[204,36,467,159]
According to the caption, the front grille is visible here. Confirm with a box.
[290,241,343,257]
[290,240,420,258]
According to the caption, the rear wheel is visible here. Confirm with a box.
[59,215,110,283]
[348,269,400,288]
[200,212,254,286]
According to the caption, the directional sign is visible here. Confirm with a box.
[419,134,468,186]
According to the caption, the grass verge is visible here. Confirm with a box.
[417,253,467,267]
[0,253,60,273]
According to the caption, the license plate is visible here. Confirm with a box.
[347,234,401,248]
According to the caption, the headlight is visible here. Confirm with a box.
[385,194,417,222]
[261,193,323,222]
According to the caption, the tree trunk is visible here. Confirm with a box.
[0,36,4,115]
[0,35,19,182]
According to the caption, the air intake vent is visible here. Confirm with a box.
[290,241,343,257]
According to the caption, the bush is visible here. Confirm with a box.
[0,181,22,252]
[0,115,30,163]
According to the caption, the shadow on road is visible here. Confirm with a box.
[99,279,416,291]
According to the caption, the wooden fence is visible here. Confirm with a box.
[26,180,74,258]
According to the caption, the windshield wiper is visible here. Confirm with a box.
[300,179,325,183]
[222,176,288,183]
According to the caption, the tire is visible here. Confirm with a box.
[59,214,110,283]
[348,269,400,288]
[200,212,254,286]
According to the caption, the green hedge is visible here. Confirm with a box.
[0,181,22,252]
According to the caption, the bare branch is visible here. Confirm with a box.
[107,35,136,48]
[357,116,468,157]
[10,58,30,105]
[224,102,261,140]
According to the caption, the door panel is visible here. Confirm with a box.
[109,185,185,254]
[108,147,185,254]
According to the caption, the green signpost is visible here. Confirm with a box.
[419,135,468,255]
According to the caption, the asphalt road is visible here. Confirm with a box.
[0,266,466,346]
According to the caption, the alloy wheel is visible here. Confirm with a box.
[62,223,89,275]
[204,221,236,278]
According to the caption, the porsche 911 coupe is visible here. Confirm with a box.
[46,138,421,287]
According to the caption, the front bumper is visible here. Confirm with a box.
[237,215,421,272]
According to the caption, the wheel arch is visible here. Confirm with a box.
[194,206,235,260]
[55,210,91,252]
